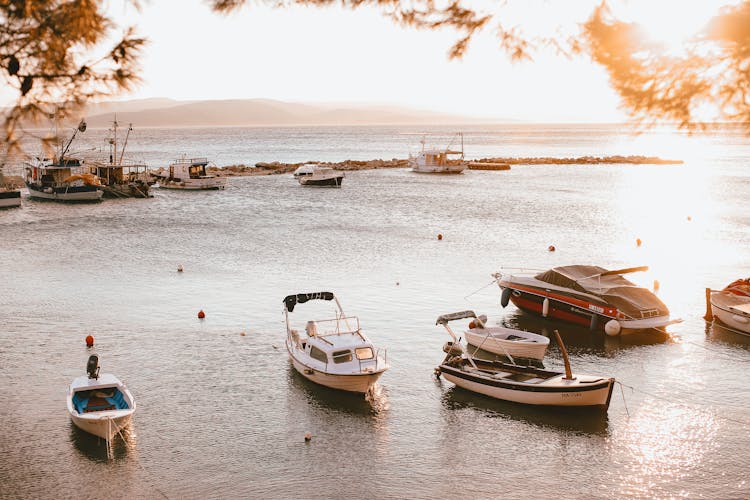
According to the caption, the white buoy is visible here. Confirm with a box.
[605,320,621,336]
[542,298,550,317]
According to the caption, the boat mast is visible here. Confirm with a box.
[59,119,87,163]
[119,123,133,165]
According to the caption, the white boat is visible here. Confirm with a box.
[152,156,226,190]
[709,278,750,336]
[67,355,136,441]
[293,164,344,187]
[439,311,550,361]
[283,292,389,393]
[409,133,467,174]
[0,187,21,208]
[23,120,104,202]
[436,320,615,411]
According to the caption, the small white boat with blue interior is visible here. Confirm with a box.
[284,292,388,393]
[67,355,136,441]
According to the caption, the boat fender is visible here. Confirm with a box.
[542,298,550,317]
[590,314,599,331]
[604,319,621,336]
[500,288,511,308]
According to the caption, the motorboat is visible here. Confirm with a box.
[283,292,389,394]
[435,320,615,411]
[0,187,21,208]
[708,278,750,336]
[409,133,467,174]
[89,119,152,198]
[152,156,226,190]
[23,120,104,202]
[66,354,136,441]
[293,164,344,187]
[439,310,549,361]
[494,265,681,336]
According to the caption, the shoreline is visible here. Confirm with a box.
[207,155,684,176]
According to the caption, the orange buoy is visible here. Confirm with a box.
[687,215,692,221]
[437,234,443,241]
[198,309,205,319]
[468,320,476,329]
[636,238,642,247]
[304,432,313,442]
[548,245,555,252]
[85,335,94,347]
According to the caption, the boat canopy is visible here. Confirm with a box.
[284,292,335,312]
[436,310,478,325]
[535,265,668,318]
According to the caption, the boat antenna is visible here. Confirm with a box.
[118,123,133,165]
[59,119,87,162]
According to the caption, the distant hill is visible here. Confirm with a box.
[83,98,501,127]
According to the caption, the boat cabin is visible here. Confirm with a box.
[169,157,211,180]
[291,317,381,373]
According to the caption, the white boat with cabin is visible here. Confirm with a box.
[409,133,467,174]
[283,292,389,393]
[293,164,345,187]
[67,355,136,441]
[153,156,226,190]
[441,310,550,361]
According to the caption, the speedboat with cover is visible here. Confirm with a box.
[409,133,467,174]
[283,292,389,393]
[494,265,681,335]
[440,310,549,361]
[435,319,615,411]
[293,164,344,187]
[708,278,750,336]
[67,354,136,441]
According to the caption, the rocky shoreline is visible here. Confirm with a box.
[207,155,683,176]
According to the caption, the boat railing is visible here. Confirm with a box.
[357,347,387,373]
[312,316,361,336]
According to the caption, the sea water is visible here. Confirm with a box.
[1,124,748,498]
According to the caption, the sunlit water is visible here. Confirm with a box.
[1,125,749,499]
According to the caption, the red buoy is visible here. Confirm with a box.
[437,234,443,241]
[85,335,94,347]
[548,245,556,252]
[198,310,205,319]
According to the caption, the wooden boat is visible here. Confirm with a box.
[89,119,152,198]
[283,292,388,393]
[435,320,615,411]
[707,278,750,336]
[494,265,681,335]
[66,355,136,441]
[438,310,549,361]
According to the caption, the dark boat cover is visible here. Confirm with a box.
[283,292,335,312]
[436,310,477,325]
[534,265,668,318]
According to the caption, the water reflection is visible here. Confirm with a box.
[438,384,609,436]
[69,422,135,463]
[705,320,750,349]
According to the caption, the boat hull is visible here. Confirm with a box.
[411,164,467,174]
[298,176,343,187]
[157,178,226,190]
[287,343,384,393]
[69,411,134,440]
[0,190,21,208]
[441,365,614,410]
[711,296,750,336]
[102,182,152,198]
[26,183,103,202]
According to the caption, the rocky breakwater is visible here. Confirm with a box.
[208,159,410,176]
[474,155,683,165]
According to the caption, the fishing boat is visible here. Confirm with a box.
[441,310,550,361]
[23,120,104,202]
[435,319,615,411]
[293,164,345,187]
[283,292,389,393]
[89,119,152,198]
[67,354,136,441]
[152,156,226,190]
[409,133,467,174]
[707,278,750,336]
[494,265,681,335]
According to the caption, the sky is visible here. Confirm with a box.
[3,0,739,122]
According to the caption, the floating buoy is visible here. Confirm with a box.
[636,238,642,247]
[437,233,443,241]
[500,288,511,308]
[240,332,246,336]
[548,245,555,252]
[653,279,660,292]
[687,215,692,221]
[304,432,313,442]
[85,335,94,347]
[272,344,278,349]
[542,298,550,317]
[396,282,400,286]
[198,309,205,319]
[605,319,621,336]
[177,264,183,272]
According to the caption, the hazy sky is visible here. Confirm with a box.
[5,1,736,122]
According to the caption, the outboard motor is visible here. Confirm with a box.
[86,354,100,379]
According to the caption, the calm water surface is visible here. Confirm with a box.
[1,125,749,499]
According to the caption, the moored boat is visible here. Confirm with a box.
[439,310,550,361]
[708,278,750,336]
[152,156,226,190]
[435,321,615,411]
[283,292,389,394]
[494,265,681,335]
[293,164,344,187]
[67,354,136,441]
[409,133,467,174]
[89,119,152,198]
[0,187,21,208]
